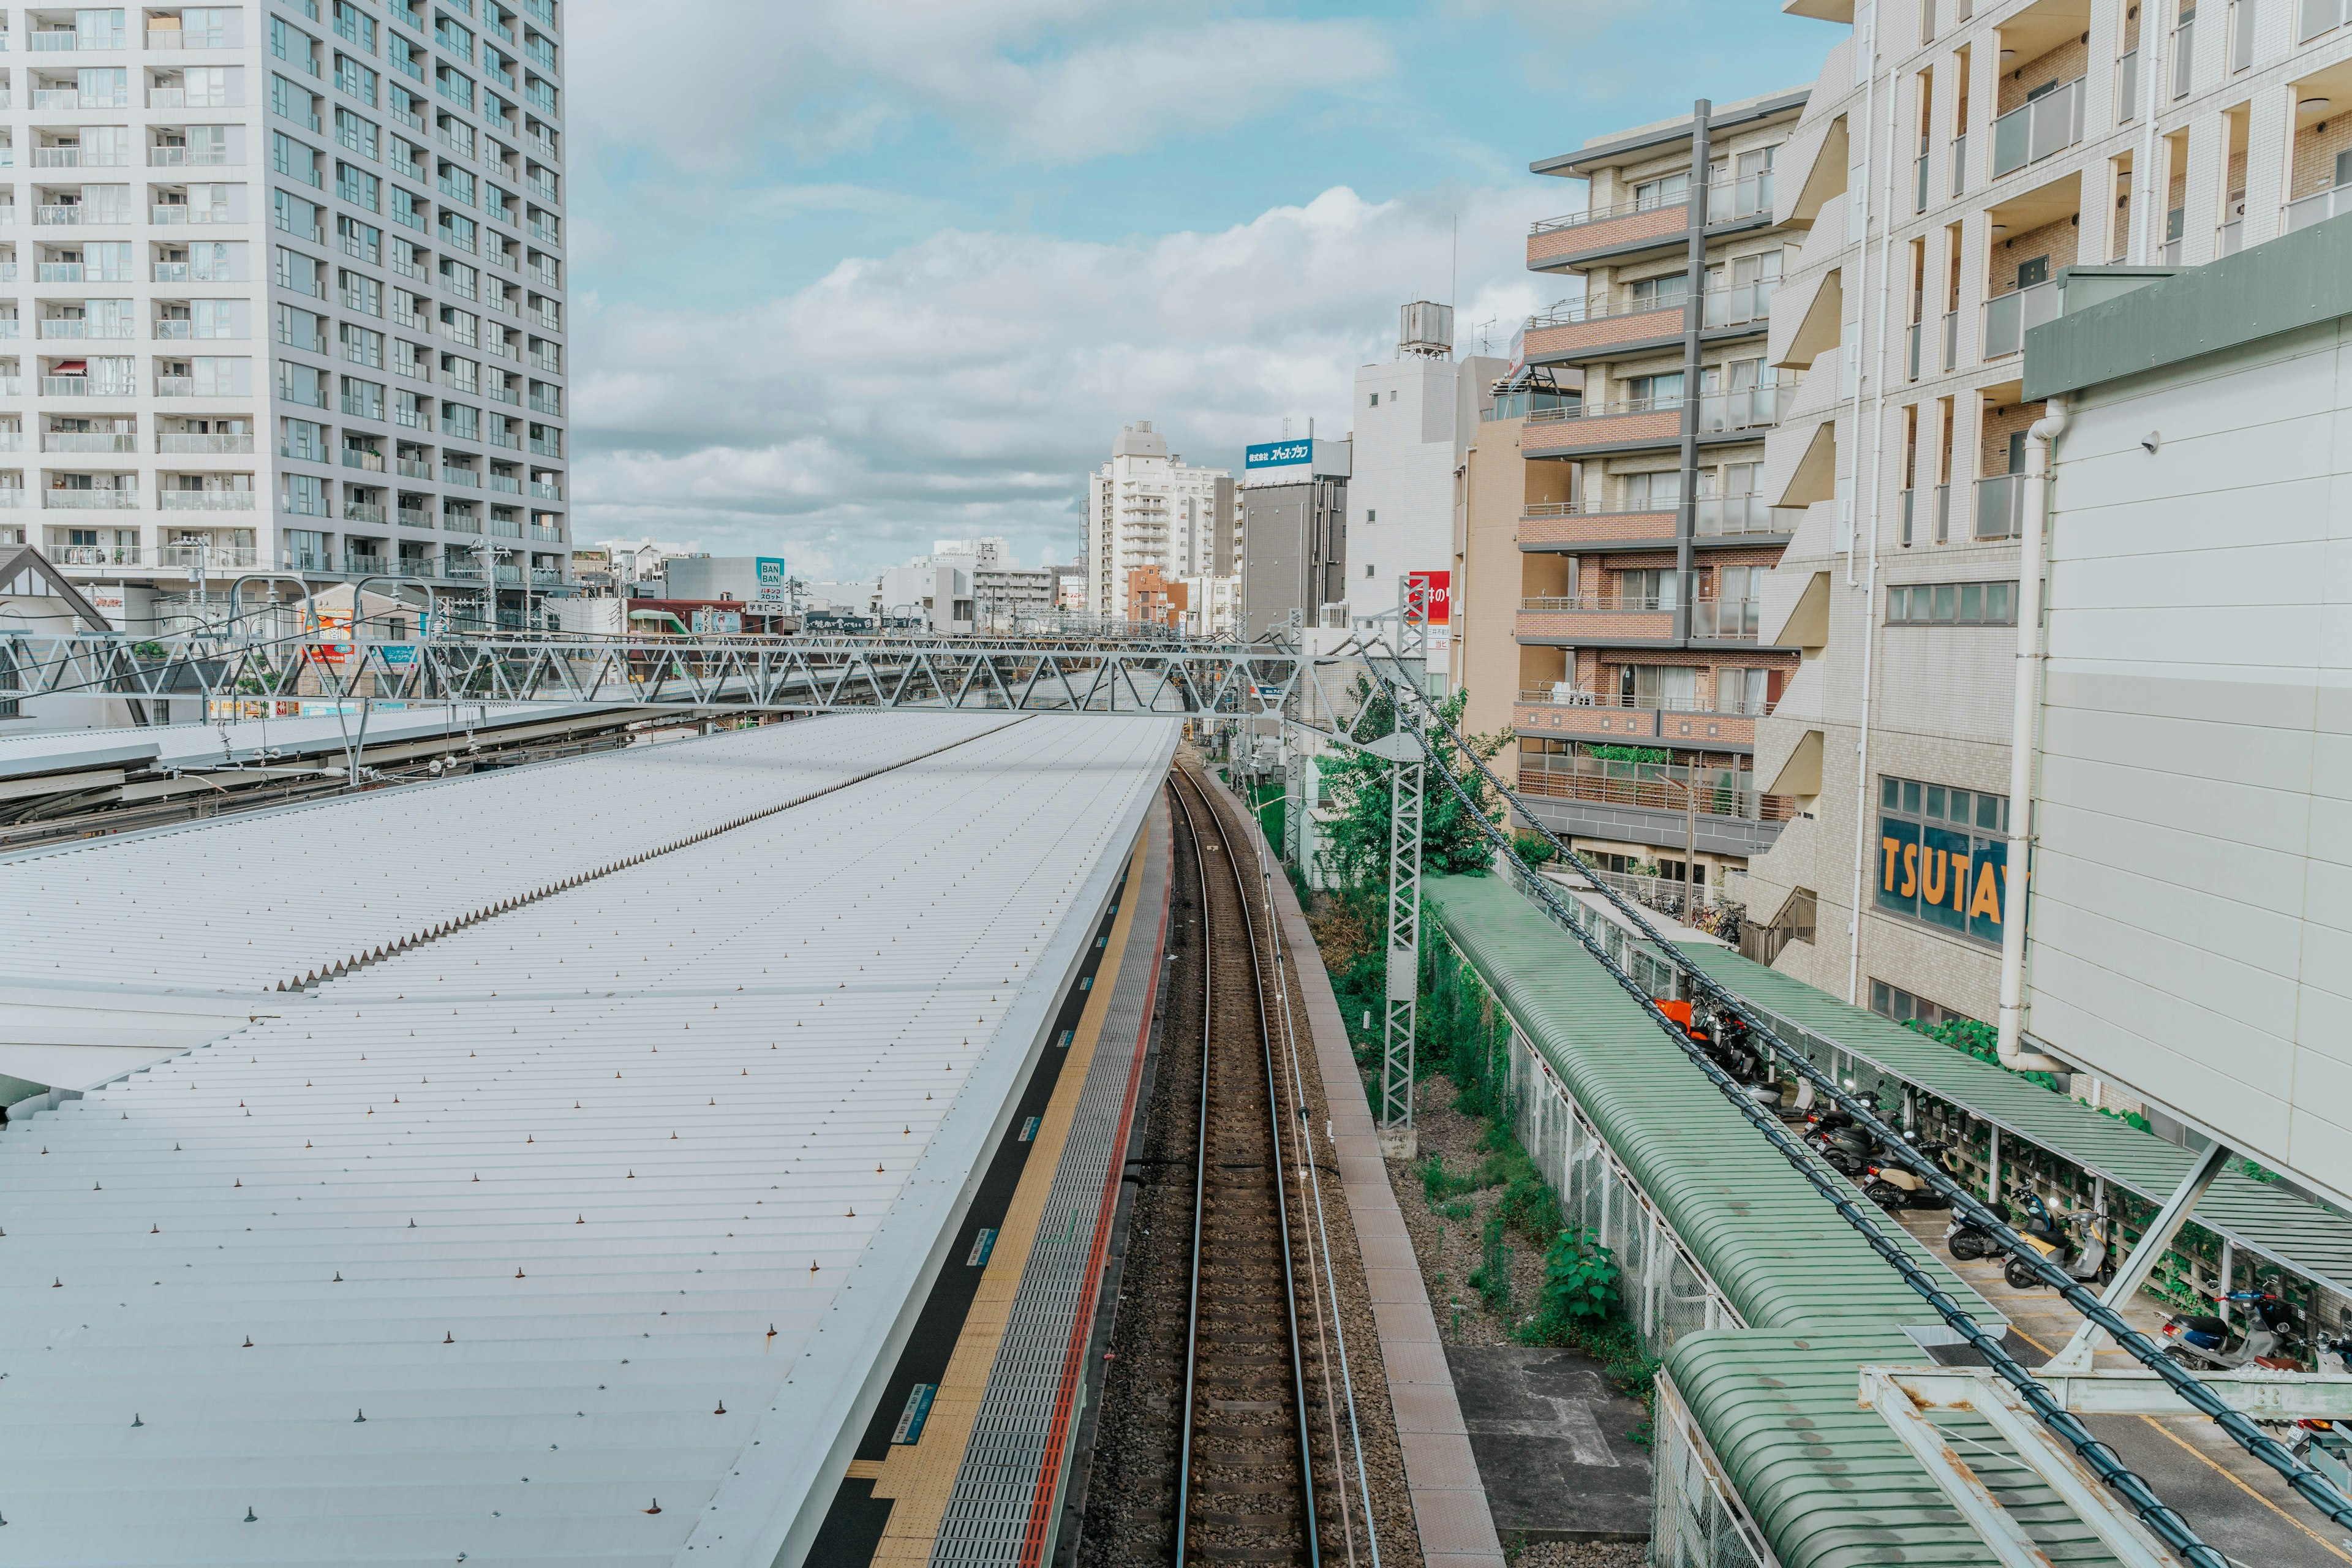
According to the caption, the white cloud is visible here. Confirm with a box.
[571,184,1559,576]
[565,0,1389,165]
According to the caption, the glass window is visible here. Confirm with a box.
[1877,772,2010,944]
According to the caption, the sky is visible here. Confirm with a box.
[563,0,1844,582]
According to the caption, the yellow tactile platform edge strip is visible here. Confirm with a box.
[856,821,1150,1566]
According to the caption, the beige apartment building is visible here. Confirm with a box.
[1487,93,1814,894]
[1730,0,2352,1027]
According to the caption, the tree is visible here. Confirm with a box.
[1314,678,1509,896]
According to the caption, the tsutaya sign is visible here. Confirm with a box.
[1242,437,1352,489]
[1878,818,2012,944]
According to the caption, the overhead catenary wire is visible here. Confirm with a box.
[1362,655,2352,1562]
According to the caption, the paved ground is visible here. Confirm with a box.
[1444,1346,1652,1544]
[1896,1207,2352,1568]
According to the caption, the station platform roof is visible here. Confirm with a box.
[0,714,1180,1567]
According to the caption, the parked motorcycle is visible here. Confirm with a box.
[2001,1204,2112,1291]
[1861,1133,1960,1211]
[1943,1185,2046,1262]
[2158,1289,2304,1371]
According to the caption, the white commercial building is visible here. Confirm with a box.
[0,0,570,634]
[2022,233,2352,1208]
[1087,420,1235,619]
[1736,0,2352,1028]
[1348,304,1505,680]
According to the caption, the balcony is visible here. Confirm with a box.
[442,514,482,535]
[397,507,431,529]
[1689,597,1762,641]
[342,448,388,472]
[344,501,388,525]
[1975,473,2027,539]
[159,432,253,453]
[43,431,137,453]
[1899,484,1953,546]
[529,567,562,587]
[443,558,487,580]
[1518,498,1679,549]
[442,466,481,486]
[1981,280,2058,358]
[396,457,432,480]
[1697,383,1795,435]
[50,543,143,565]
[1702,279,1776,330]
[1518,756,1793,823]
[1521,297,1689,363]
[154,544,259,569]
[32,147,127,168]
[488,472,521,494]
[1515,688,1770,750]
[528,524,563,543]
[157,489,256,510]
[1989,77,2086,180]
[44,488,139,509]
[346,552,390,576]
[1521,398,1684,457]
[1528,192,1689,269]
[529,480,561,501]
[2116,50,2139,124]
[1694,492,1797,538]
[42,375,129,396]
[1515,594,1678,644]
[40,318,132,339]
[2288,181,2352,234]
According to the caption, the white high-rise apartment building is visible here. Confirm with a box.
[1744,0,2352,1025]
[0,0,568,634]
[1088,420,1235,617]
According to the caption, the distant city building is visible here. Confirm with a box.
[1126,564,1182,628]
[1089,422,1236,618]
[0,7,573,634]
[1350,304,1513,677]
[1238,435,1350,639]
[1176,572,1235,638]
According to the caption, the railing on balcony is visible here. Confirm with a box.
[1520,687,1774,719]
[45,431,137,453]
[398,507,432,529]
[2117,50,2140,123]
[1975,472,2028,538]
[1950,134,1969,198]
[1702,279,1775,329]
[1905,320,1922,381]
[1989,76,2087,179]
[160,432,254,453]
[2231,0,2255,68]
[157,489,256,510]
[1915,151,1929,214]
[1900,485,1953,546]
[154,545,260,569]
[1690,597,1762,640]
[2217,219,2244,257]
[2288,181,2352,233]
[44,488,139,509]
[1698,383,1795,434]
[2172,16,2195,97]
[1942,310,1959,371]
[1694,493,1798,537]
[49,543,142,565]
[1517,756,1796,824]
[1981,280,2058,358]
[1708,172,1774,222]
[1521,593,1676,613]
[1530,189,1689,234]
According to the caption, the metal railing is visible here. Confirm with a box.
[1694,494,1796,536]
[1521,594,1676,613]
[1709,172,1774,223]
[1689,597,1762,640]
[2117,50,2139,123]
[2172,18,2196,97]
[1703,279,1776,329]
[1900,486,1955,547]
[43,432,138,453]
[48,543,140,565]
[2217,219,2244,257]
[1906,320,1923,380]
[1520,687,1774,719]
[1950,133,1968,197]
[1517,758,1793,823]
[154,544,259,569]
[1989,76,2087,179]
[160,432,253,453]
[1528,394,1683,426]
[1697,383,1795,434]
[1942,310,1959,371]
[43,488,139,509]
[157,490,256,510]
[1981,279,2057,358]
[2288,181,2352,233]
[1531,189,1690,235]
[1975,472,2027,539]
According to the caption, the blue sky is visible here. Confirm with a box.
[563,1,1842,582]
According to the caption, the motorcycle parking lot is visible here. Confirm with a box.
[1894,1206,2352,1567]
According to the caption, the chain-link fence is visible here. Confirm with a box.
[1652,1370,1779,1568]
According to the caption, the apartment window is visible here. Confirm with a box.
[274,246,322,296]
[1629,272,1689,306]
[341,323,384,368]
[1624,470,1682,508]
[334,55,380,106]
[439,259,478,300]
[1877,774,2011,944]
[390,186,426,232]
[1634,172,1690,209]
[180,67,236,108]
[1887,580,2017,625]
[181,7,234,47]
[335,108,380,160]
[275,191,324,243]
[271,17,321,75]
[284,473,330,517]
[85,242,137,282]
[282,416,328,462]
[271,73,320,130]
[341,375,386,420]
[439,211,479,254]
[438,162,477,206]
[442,401,481,440]
[78,67,131,108]
[333,0,378,53]
[274,303,325,351]
[1871,979,1975,1031]
[1629,372,1684,410]
[388,35,425,83]
[190,300,239,339]
[340,270,382,315]
[437,16,477,58]
[277,359,327,408]
[336,162,382,212]
[274,132,323,187]
[337,215,382,263]
[439,306,480,347]
[1714,667,1770,715]
[437,64,476,110]
[1618,568,1681,609]
[1620,663,1697,708]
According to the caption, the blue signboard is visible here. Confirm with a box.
[1245,440,1313,471]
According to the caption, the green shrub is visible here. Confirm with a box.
[1533,1227,1619,1332]
[1468,1212,1513,1314]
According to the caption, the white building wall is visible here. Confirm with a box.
[1088,421,1229,617]
[2032,315,2352,1207]
[1738,0,2352,1022]
[1349,354,1460,672]
[0,0,569,633]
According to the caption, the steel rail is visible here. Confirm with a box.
[1387,667,2352,1537]
[1169,768,1324,1567]
[1169,777,1212,1568]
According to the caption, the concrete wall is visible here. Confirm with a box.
[2031,314,2352,1207]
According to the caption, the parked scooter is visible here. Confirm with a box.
[1861,1133,1960,1211]
[2001,1203,2113,1291]
[2158,1289,2304,1371]
[1942,1185,2044,1261]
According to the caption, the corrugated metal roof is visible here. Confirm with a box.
[1420,875,2112,1568]
[0,713,1021,998]
[1422,874,1996,1335]
[1683,946,2352,1302]
[0,714,1180,1567]
[0,703,621,780]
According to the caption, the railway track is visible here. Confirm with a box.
[1166,763,1362,1568]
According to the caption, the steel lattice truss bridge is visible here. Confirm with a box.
[0,628,1390,718]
